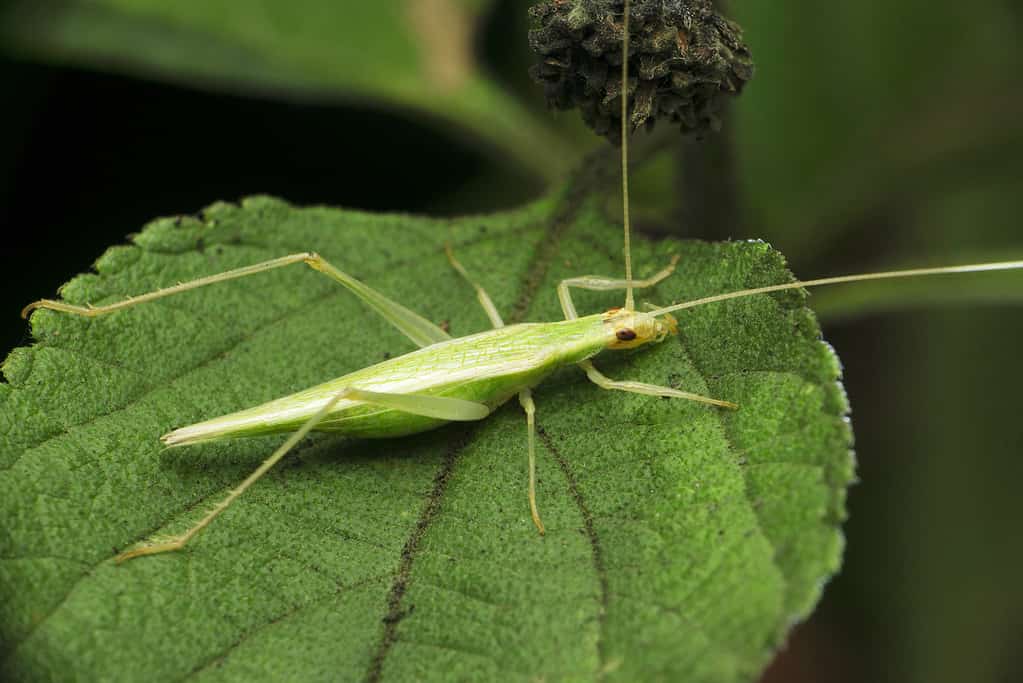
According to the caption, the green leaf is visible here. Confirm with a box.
[731,0,1023,260]
[0,178,852,682]
[0,0,576,181]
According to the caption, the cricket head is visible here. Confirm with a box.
[604,307,678,350]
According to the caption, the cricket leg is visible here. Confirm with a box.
[518,388,545,535]
[24,252,450,349]
[447,246,546,533]
[557,255,679,320]
[579,360,737,410]
[117,386,352,562]
[118,388,490,562]
[445,244,505,328]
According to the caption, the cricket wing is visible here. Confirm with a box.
[161,318,607,447]
[161,386,489,447]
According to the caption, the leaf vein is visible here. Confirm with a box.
[363,184,589,681]
[537,423,610,679]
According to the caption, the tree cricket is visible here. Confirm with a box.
[19,0,1023,564]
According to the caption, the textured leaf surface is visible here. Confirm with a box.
[0,180,853,681]
[0,0,574,179]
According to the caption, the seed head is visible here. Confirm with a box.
[528,0,754,143]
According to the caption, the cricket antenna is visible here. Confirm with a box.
[621,0,634,311]
[648,260,1023,318]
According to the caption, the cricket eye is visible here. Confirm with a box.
[616,329,637,341]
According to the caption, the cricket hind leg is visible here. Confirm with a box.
[119,387,491,562]
[117,386,353,562]
[579,360,737,410]
[557,255,679,320]
[23,252,450,349]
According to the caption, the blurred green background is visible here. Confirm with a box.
[1,1,1021,681]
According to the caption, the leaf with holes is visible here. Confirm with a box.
[0,180,852,682]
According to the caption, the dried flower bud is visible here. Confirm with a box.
[528,0,754,143]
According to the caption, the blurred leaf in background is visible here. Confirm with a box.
[0,0,580,179]
[1,0,1021,682]
[728,3,1023,683]
[731,1,1023,260]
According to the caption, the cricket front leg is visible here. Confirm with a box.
[23,252,451,349]
[579,360,737,409]
[557,256,680,320]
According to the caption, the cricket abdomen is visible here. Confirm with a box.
[162,315,613,446]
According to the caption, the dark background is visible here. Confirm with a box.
[2,1,1022,682]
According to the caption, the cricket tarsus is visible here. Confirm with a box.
[519,389,545,535]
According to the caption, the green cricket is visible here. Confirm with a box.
[20,0,1023,563]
